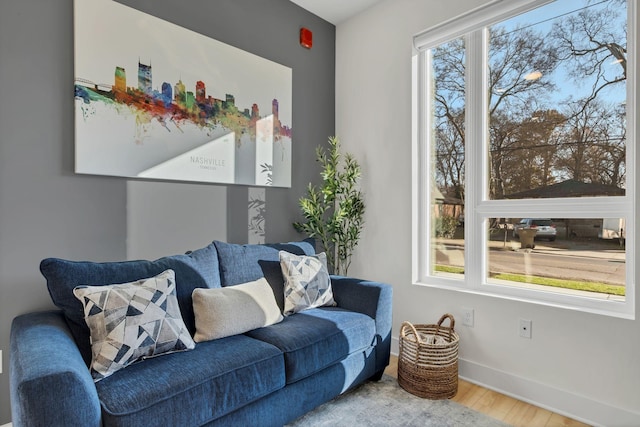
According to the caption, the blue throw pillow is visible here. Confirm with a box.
[41,242,220,366]
[214,239,315,311]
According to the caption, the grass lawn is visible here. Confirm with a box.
[434,265,625,296]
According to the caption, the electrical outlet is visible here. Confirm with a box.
[519,318,532,339]
[462,308,474,327]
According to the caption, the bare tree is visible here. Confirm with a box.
[500,109,566,197]
[551,0,627,118]
[431,0,627,201]
[488,24,559,198]
[556,100,625,187]
[432,24,559,200]
[433,39,466,200]
[488,25,558,117]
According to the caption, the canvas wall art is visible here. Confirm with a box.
[74,0,292,187]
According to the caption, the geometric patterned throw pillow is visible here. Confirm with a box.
[279,251,336,316]
[73,269,195,381]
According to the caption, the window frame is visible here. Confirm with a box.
[412,0,636,319]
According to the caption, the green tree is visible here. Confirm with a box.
[294,136,365,276]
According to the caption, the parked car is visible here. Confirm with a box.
[513,218,557,241]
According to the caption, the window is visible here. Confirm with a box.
[413,0,635,318]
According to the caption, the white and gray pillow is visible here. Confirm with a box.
[73,269,195,381]
[279,251,335,315]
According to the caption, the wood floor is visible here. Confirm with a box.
[384,355,590,427]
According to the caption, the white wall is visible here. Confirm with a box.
[336,0,640,425]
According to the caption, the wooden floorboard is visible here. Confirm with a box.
[384,355,590,427]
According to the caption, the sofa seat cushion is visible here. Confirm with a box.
[96,334,284,427]
[245,307,376,384]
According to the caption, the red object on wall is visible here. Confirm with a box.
[300,27,312,49]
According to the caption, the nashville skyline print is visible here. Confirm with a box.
[74,58,292,146]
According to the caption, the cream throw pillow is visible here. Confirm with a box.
[192,277,283,342]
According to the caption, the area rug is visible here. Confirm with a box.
[286,376,510,427]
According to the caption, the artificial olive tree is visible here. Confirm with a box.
[294,136,365,276]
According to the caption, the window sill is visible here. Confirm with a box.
[413,278,635,320]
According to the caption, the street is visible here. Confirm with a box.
[487,247,625,286]
[435,239,626,286]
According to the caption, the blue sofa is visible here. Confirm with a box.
[10,240,392,427]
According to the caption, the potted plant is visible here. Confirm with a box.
[294,136,365,276]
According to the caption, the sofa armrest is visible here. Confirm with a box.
[330,276,393,375]
[10,310,102,427]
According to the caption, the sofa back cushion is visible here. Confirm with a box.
[41,242,220,365]
[214,240,315,311]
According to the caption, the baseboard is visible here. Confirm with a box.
[391,337,640,427]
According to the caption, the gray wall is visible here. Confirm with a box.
[0,0,335,422]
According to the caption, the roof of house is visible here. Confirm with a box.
[504,179,625,199]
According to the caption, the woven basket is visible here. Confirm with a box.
[398,314,459,399]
